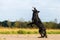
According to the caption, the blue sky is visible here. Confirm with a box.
[0,0,60,23]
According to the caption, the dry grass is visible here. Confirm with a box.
[0,28,60,34]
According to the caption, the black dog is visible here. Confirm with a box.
[28,7,47,38]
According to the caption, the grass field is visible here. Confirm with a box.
[0,28,60,34]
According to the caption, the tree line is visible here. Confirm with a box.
[0,20,60,29]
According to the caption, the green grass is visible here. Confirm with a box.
[47,30,60,34]
[17,30,39,34]
[0,28,60,34]
[17,29,60,34]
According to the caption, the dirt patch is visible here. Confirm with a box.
[0,34,60,40]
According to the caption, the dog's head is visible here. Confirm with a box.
[32,8,40,13]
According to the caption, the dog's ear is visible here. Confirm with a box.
[32,7,37,10]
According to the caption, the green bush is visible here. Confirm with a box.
[17,30,27,34]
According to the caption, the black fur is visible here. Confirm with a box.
[28,7,47,38]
